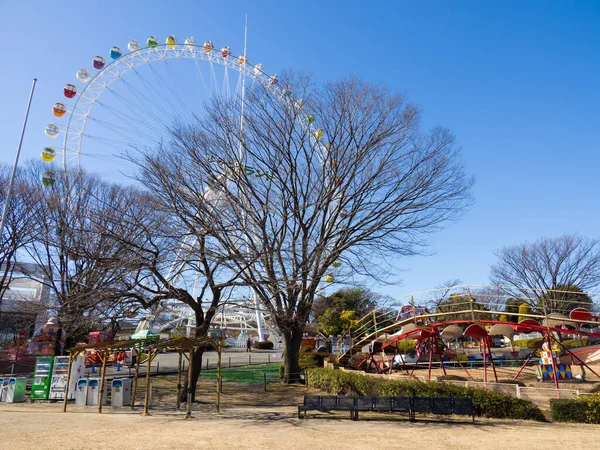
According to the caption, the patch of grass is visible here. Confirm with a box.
[199,363,281,383]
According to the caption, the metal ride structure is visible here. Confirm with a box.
[340,284,600,394]
[41,33,341,343]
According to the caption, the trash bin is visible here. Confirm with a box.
[0,377,6,402]
[75,378,88,406]
[111,378,131,407]
[86,378,107,406]
[6,378,27,403]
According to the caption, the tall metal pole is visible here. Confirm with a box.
[238,15,264,341]
[0,78,37,241]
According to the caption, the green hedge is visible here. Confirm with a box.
[513,337,589,350]
[252,340,274,350]
[306,368,546,421]
[299,352,328,370]
[550,395,600,424]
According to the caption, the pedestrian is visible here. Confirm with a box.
[246,337,252,352]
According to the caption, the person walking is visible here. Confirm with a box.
[246,337,252,352]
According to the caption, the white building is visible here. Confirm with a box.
[0,262,50,340]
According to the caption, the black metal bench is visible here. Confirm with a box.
[298,395,474,422]
[410,396,474,423]
[297,395,355,419]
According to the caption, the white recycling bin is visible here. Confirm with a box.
[0,377,6,402]
[111,378,131,407]
[75,378,88,406]
[6,378,27,403]
[86,378,108,406]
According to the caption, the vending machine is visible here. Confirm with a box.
[49,354,85,400]
[31,356,54,400]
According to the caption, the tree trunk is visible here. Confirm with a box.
[53,322,64,356]
[282,327,304,383]
[179,308,207,403]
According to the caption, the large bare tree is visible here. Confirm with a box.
[135,75,473,381]
[490,234,600,313]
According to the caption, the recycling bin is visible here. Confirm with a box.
[6,378,27,403]
[111,378,131,407]
[0,377,6,402]
[75,378,88,406]
[86,378,107,406]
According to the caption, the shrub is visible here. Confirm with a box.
[326,354,339,364]
[561,337,589,348]
[550,394,600,424]
[252,340,274,350]
[550,399,588,423]
[513,338,544,349]
[299,352,326,370]
[306,368,546,421]
[584,395,600,424]
[397,340,417,354]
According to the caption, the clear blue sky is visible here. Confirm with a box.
[1,1,599,300]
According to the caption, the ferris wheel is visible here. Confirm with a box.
[40,33,344,339]
[41,34,284,186]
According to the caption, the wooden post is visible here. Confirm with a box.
[62,351,74,412]
[547,330,560,397]
[483,340,487,386]
[217,344,222,413]
[98,350,108,414]
[487,336,499,383]
[372,311,378,339]
[143,350,154,416]
[176,351,183,410]
[468,287,475,322]
[427,336,434,381]
[263,373,267,392]
[131,347,141,410]
[186,347,195,418]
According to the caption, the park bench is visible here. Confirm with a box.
[298,395,356,419]
[298,395,474,422]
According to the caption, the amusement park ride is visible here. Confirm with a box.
[341,285,600,393]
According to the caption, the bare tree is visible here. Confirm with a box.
[490,234,600,313]
[0,163,39,305]
[138,75,473,381]
[102,185,247,400]
[24,170,141,351]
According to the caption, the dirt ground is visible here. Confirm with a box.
[1,370,600,450]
